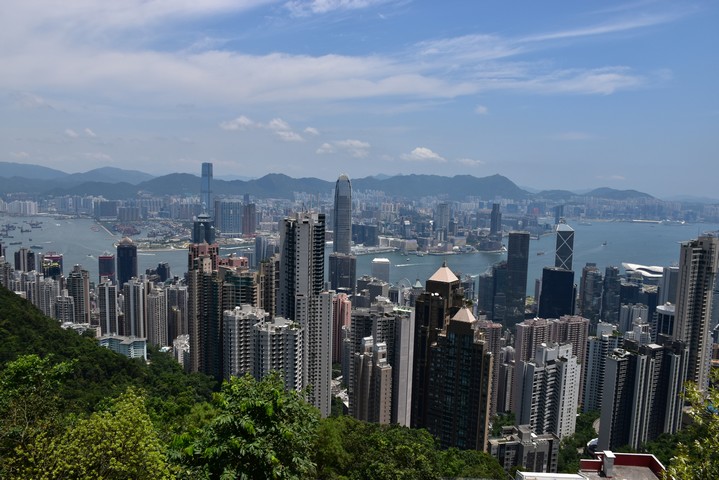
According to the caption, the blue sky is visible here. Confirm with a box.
[1,0,717,198]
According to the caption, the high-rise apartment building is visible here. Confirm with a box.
[582,322,621,413]
[98,277,119,336]
[223,305,268,380]
[427,307,492,450]
[214,200,243,236]
[332,293,351,364]
[673,235,719,390]
[353,337,393,424]
[123,277,147,339]
[66,264,91,324]
[333,174,352,255]
[252,316,304,392]
[116,238,137,287]
[146,287,168,347]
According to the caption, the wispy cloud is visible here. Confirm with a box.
[220,114,305,141]
[401,147,446,163]
[520,14,679,43]
[285,0,393,17]
[84,128,97,137]
[304,127,320,136]
[65,129,79,138]
[317,139,371,157]
[10,151,30,158]
[474,105,489,115]
[457,158,484,167]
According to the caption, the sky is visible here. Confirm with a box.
[1,0,718,198]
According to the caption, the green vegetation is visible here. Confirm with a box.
[0,284,506,478]
[557,410,599,473]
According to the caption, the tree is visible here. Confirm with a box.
[666,377,719,479]
[174,373,320,479]
[0,354,74,476]
[10,388,172,480]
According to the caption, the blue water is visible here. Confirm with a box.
[3,215,716,293]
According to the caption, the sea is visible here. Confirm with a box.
[3,215,718,295]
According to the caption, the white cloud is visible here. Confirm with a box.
[475,105,489,115]
[520,14,680,43]
[401,147,446,163]
[274,130,305,142]
[10,151,30,158]
[285,0,392,16]
[219,115,256,130]
[65,128,79,138]
[84,128,97,137]
[267,118,292,131]
[317,139,371,157]
[457,158,484,167]
[304,127,320,136]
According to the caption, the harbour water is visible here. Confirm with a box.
[2,215,718,294]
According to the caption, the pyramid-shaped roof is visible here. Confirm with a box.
[452,307,476,323]
[428,261,459,283]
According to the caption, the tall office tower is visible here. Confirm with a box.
[477,319,503,417]
[370,257,390,283]
[599,337,688,450]
[223,305,268,380]
[123,277,147,338]
[353,338,393,424]
[601,266,621,324]
[391,306,414,426]
[66,265,91,324]
[156,262,171,282]
[14,247,35,272]
[554,220,574,271]
[554,205,564,225]
[579,263,603,332]
[41,252,64,280]
[582,322,621,413]
[254,235,274,267]
[673,235,719,390]
[146,287,168,346]
[328,253,356,294]
[116,238,137,287]
[188,254,223,380]
[658,266,679,305]
[332,293,351,364]
[189,214,220,272]
[252,316,304,392]
[257,254,279,317]
[654,303,675,339]
[514,343,580,439]
[214,200,243,236]
[333,174,352,255]
[490,203,502,238]
[98,253,115,284]
[37,277,60,318]
[538,267,575,319]
[411,262,464,429]
[242,203,257,236]
[278,212,325,321]
[201,162,213,216]
[506,231,530,327]
[98,278,119,336]
[434,202,450,235]
[427,307,492,450]
[54,289,76,323]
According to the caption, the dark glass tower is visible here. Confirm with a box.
[506,231,530,327]
[201,162,213,217]
[116,237,137,287]
[555,219,574,271]
[538,267,575,319]
[98,252,115,284]
[490,203,501,238]
[333,174,352,255]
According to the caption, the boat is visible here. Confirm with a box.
[602,241,608,246]
[9,241,21,245]
[537,251,545,256]
[30,245,43,250]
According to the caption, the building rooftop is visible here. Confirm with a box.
[428,261,459,283]
[452,307,476,323]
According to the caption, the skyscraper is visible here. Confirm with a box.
[673,235,719,390]
[66,264,90,324]
[490,203,502,238]
[579,263,603,331]
[201,162,213,216]
[98,252,115,284]
[333,174,352,255]
[116,238,137,287]
[554,219,574,271]
[329,253,356,294]
[506,231,530,327]
[538,267,575,319]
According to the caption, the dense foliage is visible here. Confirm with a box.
[557,411,600,473]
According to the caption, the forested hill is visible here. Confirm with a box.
[0,284,506,479]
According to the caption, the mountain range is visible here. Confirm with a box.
[0,161,657,202]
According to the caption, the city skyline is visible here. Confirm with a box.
[1,1,718,198]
